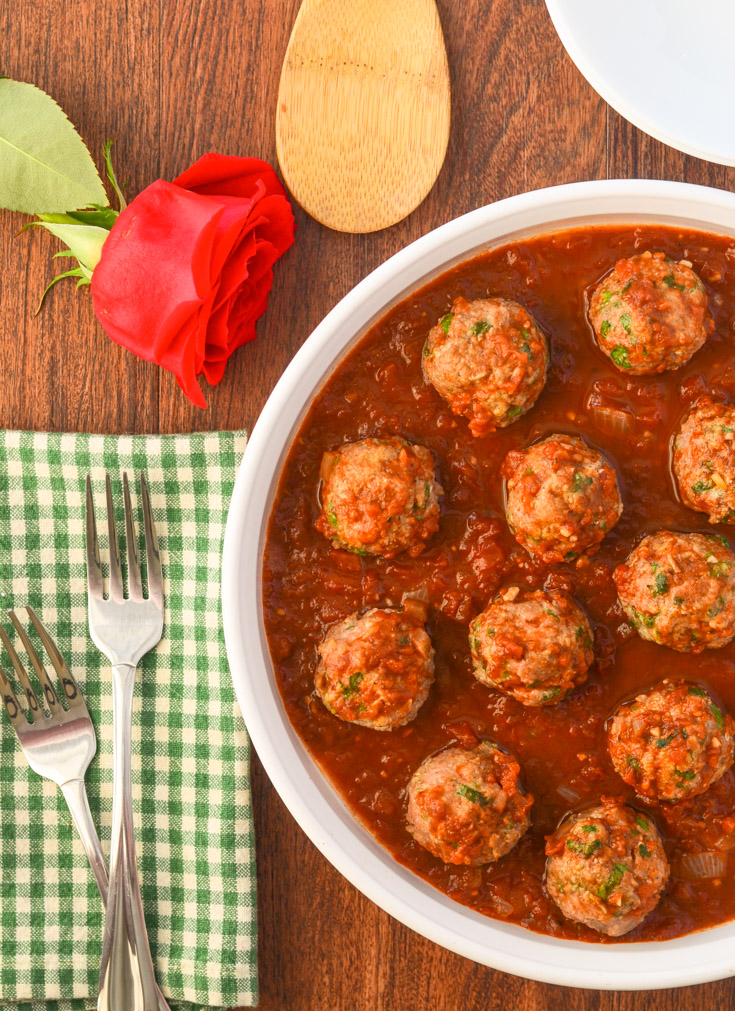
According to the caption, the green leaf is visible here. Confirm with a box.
[103,140,127,209]
[33,218,109,272]
[39,207,119,230]
[35,266,88,314]
[0,78,108,213]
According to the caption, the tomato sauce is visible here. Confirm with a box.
[262,224,735,942]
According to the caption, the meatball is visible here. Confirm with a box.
[315,602,434,731]
[545,799,669,937]
[673,397,735,524]
[406,741,533,865]
[422,296,548,438]
[607,680,735,803]
[470,586,594,706]
[588,250,713,374]
[503,434,623,563]
[316,436,442,558]
[613,531,735,653]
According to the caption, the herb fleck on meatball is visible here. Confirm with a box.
[423,297,548,437]
[545,798,669,937]
[406,742,532,865]
[316,436,442,558]
[502,434,623,564]
[589,250,713,374]
[613,531,735,653]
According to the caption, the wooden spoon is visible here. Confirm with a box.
[276,0,451,233]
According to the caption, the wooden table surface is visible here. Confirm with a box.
[1,1,734,1008]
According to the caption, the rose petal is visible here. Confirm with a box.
[92,155,295,408]
[173,153,288,202]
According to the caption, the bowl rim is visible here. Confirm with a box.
[222,178,735,990]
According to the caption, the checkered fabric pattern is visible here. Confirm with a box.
[0,430,256,1010]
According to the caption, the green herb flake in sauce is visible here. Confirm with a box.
[627,754,642,772]
[638,844,652,858]
[506,406,522,419]
[582,825,598,834]
[610,346,632,369]
[708,559,731,579]
[456,783,489,806]
[571,471,594,492]
[564,550,577,562]
[621,279,633,293]
[655,731,678,749]
[651,572,669,597]
[710,701,725,729]
[341,671,364,699]
[631,606,657,628]
[597,863,627,900]
[422,340,431,359]
[620,313,632,334]
[566,838,602,858]
[688,686,706,697]
[470,320,491,335]
[692,479,714,495]
[663,273,685,291]
[327,504,338,528]
[600,320,612,339]
[708,596,727,618]
[635,816,649,832]
[545,608,560,621]
[440,313,454,333]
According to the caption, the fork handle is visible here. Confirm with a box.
[62,779,170,1011]
[61,779,109,903]
[98,663,169,1011]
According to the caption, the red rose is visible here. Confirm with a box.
[91,153,295,407]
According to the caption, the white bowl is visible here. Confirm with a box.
[222,179,735,990]
[545,0,735,166]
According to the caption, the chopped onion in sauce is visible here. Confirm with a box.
[556,784,582,804]
[588,402,635,438]
[680,852,727,880]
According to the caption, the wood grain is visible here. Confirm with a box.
[2,0,735,1008]
[276,0,450,233]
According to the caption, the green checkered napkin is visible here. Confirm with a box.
[0,431,256,1010]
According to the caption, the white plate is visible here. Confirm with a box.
[222,179,735,989]
[545,0,735,165]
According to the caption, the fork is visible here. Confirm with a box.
[0,606,109,901]
[86,472,169,1011]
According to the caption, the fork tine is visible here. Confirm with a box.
[0,662,26,731]
[8,610,61,714]
[105,473,124,602]
[123,473,143,602]
[0,624,44,722]
[85,476,105,600]
[24,606,88,713]
[140,472,163,606]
